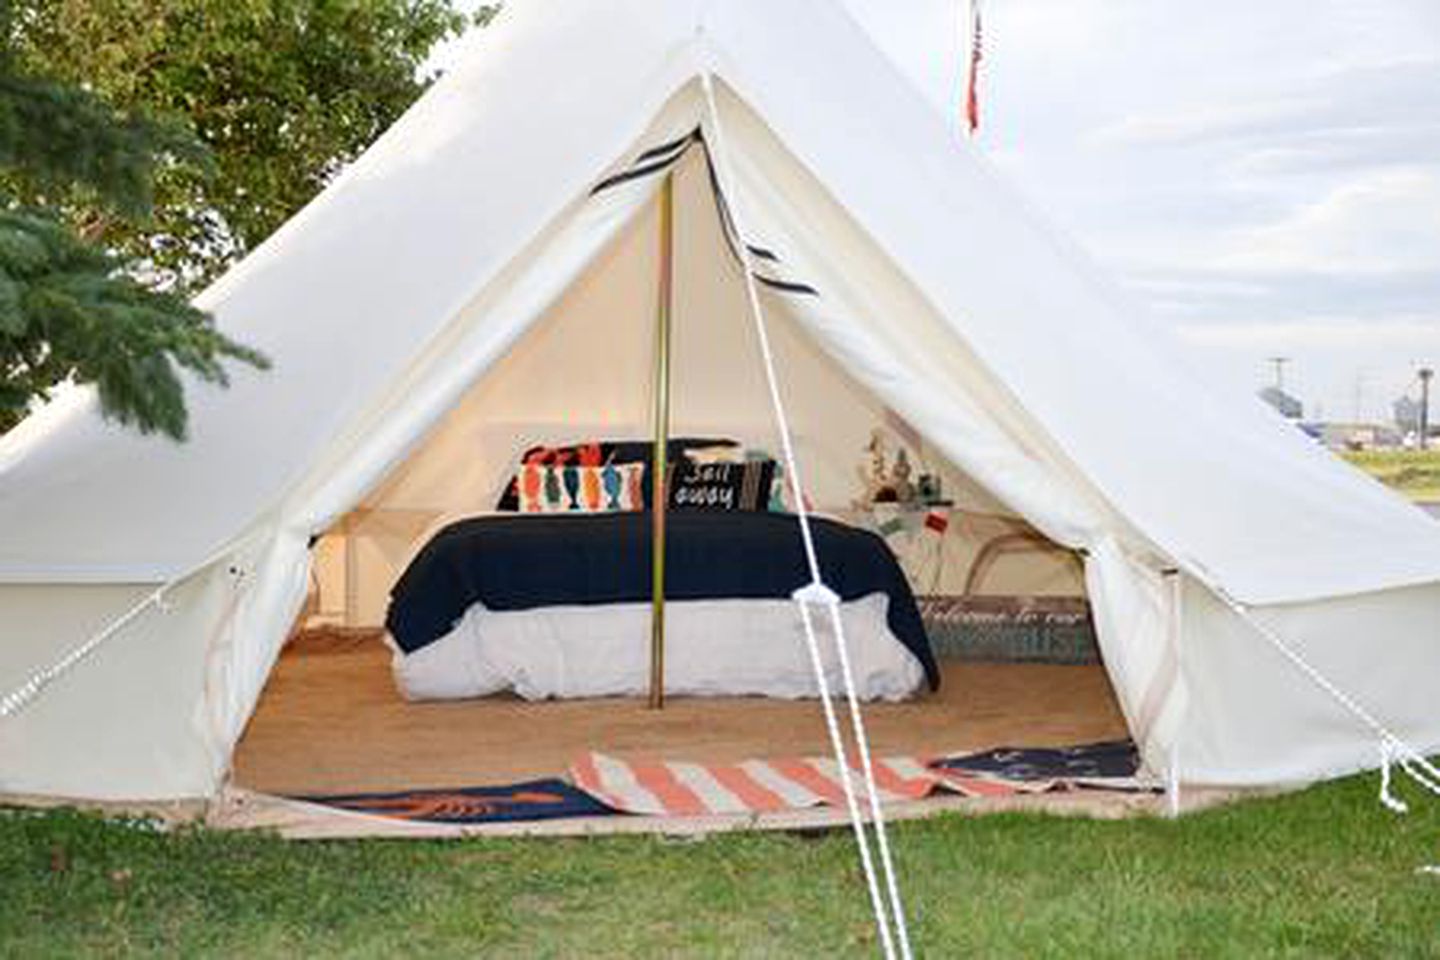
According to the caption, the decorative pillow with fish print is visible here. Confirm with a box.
[516,462,646,513]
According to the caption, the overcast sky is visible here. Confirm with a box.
[851,0,1440,423]
[446,1,1440,422]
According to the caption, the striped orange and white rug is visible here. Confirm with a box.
[569,752,1052,817]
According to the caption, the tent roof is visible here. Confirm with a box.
[0,0,1437,605]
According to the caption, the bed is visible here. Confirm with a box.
[385,510,938,702]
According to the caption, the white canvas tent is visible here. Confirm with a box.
[1,0,1437,805]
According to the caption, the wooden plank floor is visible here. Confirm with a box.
[232,631,1129,796]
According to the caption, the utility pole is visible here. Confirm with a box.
[1420,367,1433,451]
[1267,356,1289,392]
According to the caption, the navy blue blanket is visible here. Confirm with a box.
[386,511,939,690]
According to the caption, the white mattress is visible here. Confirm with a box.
[391,592,925,702]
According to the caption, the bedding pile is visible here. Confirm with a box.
[383,437,937,702]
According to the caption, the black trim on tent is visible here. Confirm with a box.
[754,275,820,296]
[589,152,689,196]
[589,127,820,299]
[633,130,701,164]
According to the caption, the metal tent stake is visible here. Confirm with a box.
[649,172,675,710]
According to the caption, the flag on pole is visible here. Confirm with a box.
[965,0,984,135]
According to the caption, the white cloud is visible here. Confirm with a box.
[1091,98,1319,148]
[1178,316,1440,350]
[1216,168,1440,275]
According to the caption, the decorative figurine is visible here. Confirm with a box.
[858,429,891,505]
[917,472,942,505]
[891,448,916,505]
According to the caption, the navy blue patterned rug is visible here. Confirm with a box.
[933,739,1140,782]
[297,778,617,824]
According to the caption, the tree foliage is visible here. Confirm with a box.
[1,13,268,439]
[1,0,484,439]
[9,0,476,288]
[0,207,266,439]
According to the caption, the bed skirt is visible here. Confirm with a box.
[391,592,925,702]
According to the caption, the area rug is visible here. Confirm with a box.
[568,752,1050,817]
[296,778,616,824]
[932,739,1145,788]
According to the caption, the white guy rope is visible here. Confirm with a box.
[0,536,256,723]
[700,69,912,960]
[794,584,899,960]
[1219,591,1440,813]
[819,588,919,960]
[0,584,172,719]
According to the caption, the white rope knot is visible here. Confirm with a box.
[1378,734,1440,816]
[1379,737,1409,814]
[792,581,840,608]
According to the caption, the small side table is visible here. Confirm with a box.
[840,501,954,593]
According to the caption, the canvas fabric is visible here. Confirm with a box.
[1,0,1437,802]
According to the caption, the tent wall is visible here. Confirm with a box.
[0,526,317,802]
[0,577,231,800]
[1180,579,1440,786]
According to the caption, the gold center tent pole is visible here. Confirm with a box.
[649,172,675,710]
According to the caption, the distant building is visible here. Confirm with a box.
[1394,394,1423,434]
[1258,386,1303,420]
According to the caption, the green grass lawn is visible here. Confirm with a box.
[1344,449,1440,503]
[4,773,1438,957]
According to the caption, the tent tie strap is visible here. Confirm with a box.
[700,67,911,960]
[1219,591,1440,815]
